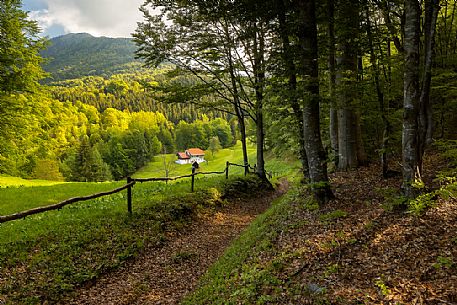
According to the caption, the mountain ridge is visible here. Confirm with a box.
[41,33,144,82]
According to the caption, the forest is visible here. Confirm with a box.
[1,0,457,303]
[1,0,457,195]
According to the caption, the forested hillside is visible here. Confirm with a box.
[0,11,236,182]
[41,33,143,81]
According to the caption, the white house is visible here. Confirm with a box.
[175,148,206,164]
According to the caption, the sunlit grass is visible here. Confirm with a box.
[134,141,257,178]
[0,175,265,304]
[0,175,66,188]
[0,182,124,215]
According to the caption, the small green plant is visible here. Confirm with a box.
[432,256,454,269]
[172,251,198,264]
[323,263,339,277]
[319,209,348,223]
[374,277,391,296]
[376,187,408,211]
[408,191,436,215]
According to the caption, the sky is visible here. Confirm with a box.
[22,0,144,38]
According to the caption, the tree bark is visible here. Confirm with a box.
[328,0,338,166]
[402,0,421,198]
[418,0,440,173]
[336,0,360,171]
[277,0,309,179]
[297,0,334,204]
[253,22,267,180]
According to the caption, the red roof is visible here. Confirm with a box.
[186,148,205,156]
[177,152,190,159]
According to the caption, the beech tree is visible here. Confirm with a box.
[335,0,363,170]
[402,0,440,197]
[297,0,334,203]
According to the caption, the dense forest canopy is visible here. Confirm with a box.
[1,0,457,199]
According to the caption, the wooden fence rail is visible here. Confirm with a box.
[0,162,251,224]
[0,182,135,224]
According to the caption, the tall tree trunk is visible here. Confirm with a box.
[298,0,334,204]
[418,0,440,173]
[402,0,421,198]
[366,4,390,177]
[328,0,338,166]
[253,23,267,179]
[223,23,250,168]
[336,0,359,171]
[237,107,249,168]
[278,0,309,179]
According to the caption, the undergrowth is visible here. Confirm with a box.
[408,140,457,215]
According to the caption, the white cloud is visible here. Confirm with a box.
[28,0,144,37]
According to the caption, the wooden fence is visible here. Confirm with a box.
[0,162,252,224]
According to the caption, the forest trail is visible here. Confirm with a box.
[62,179,289,305]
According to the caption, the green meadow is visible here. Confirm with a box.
[133,141,258,178]
[134,141,300,179]
[0,174,254,303]
[0,141,299,304]
[0,175,65,188]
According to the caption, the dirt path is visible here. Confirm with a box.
[64,180,288,305]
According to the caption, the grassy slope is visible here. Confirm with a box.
[0,142,300,304]
[0,174,270,304]
[183,159,457,304]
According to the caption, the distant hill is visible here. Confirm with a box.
[41,33,144,81]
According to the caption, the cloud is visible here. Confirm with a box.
[25,0,144,38]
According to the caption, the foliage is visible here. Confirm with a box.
[207,136,222,158]
[0,0,47,174]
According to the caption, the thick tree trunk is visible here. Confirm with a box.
[278,0,309,179]
[298,0,334,204]
[402,0,421,198]
[255,103,266,178]
[328,0,338,165]
[237,110,249,168]
[336,0,359,171]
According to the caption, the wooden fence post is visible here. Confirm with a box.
[127,177,132,214]
[191,167,196,192]
[226,161,229,179]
